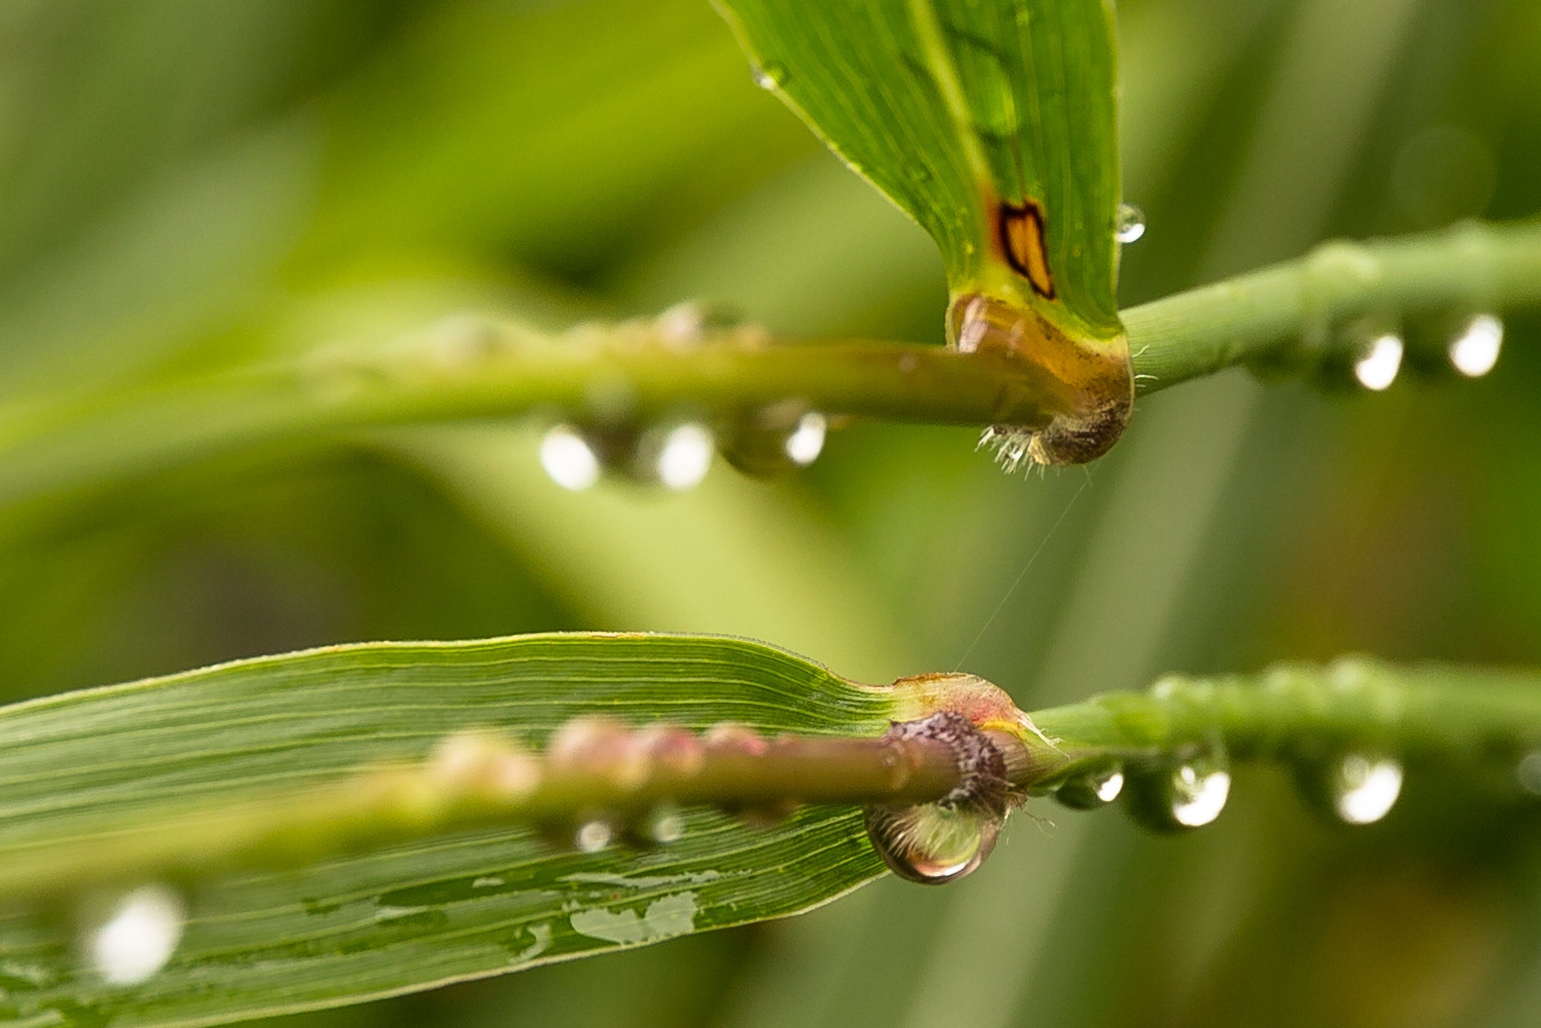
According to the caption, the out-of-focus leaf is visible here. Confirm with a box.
[0,634,895,1028]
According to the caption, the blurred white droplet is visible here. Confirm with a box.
[1115,203,1146,244]
[655,423,713,490]
[1093,769,1125,803]
[751,61,787,90]
[1517,751,1541,794]
[576,819,613,853]
[783,412,827,466]
[1354,334,1403,391]
[86,884,186,986]
[1332,754,1403,825]
[1170,764,1230,827]
[540,425,601,491]
[1448,314,1502,378]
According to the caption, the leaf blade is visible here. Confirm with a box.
[0,633,899,1028]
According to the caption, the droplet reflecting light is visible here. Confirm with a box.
[864,803,1000,884]
[540,425,601,490]
[86,884,186,986]
[1354,334,1404,391]
[1332,754,1403,825]
[783,412,827,466]
[1170,763,1231,827]
[655,423,713,490]
[1055,765,1124,809]
[576,819,613,853]
[1448,314,1502,377]
[1115,203,1146,244]
[751,61,788,91]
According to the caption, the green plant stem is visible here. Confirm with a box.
[1125,219,1541,389]
[1020,657,1541,787]
[0,726,962,902]
[0,220,1536,513]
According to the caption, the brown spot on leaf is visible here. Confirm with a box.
[997,200,1055,300]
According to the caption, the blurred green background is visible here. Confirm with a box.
[1,0,1538,1025]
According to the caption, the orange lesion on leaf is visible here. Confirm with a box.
[996,199,1055,300]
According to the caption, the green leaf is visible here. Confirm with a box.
[714,0,1134,464]
[0,634,897,1028]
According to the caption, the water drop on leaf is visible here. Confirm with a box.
[82,883,186,986]
[751,60,788,90]
[1115,203,1146,244]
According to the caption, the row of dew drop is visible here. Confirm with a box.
[537,301,831,493]
[1254,305,1504,394]
[869,745,1408,886]
[539,406,828,494]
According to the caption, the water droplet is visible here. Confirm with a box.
[1115,203,1146,244]
[643,804,686,844]
[1354,333,1403,391]
[1168,762,1230,827]
[576,819,614,853]
[651,423,713,490]
[783,412,827,466]
[751,60,788,90]
[1517,750,1541,794]
[540,424,601,490]
[863,712,1011,884]
[1054,765,1125,810]
[865,803,1000,883]
[1448,313,1502,377]
[1331,753,1403,825]
[717,406,827,475]
[1125,751,1230,832]
[83,884,186,985]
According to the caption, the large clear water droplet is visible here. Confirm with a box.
[1054,764,1125,810]
[719,406,828,475]
[1331,753,1403,825]
[1354,333,1403,391]
[540,424,602,491]
[864,803,1001,884]
[1448,313,1502,377]
[83,883,186,985]
[862,711,1011,884]
[1115,203,1146,244]
[1125,750,1231,832]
